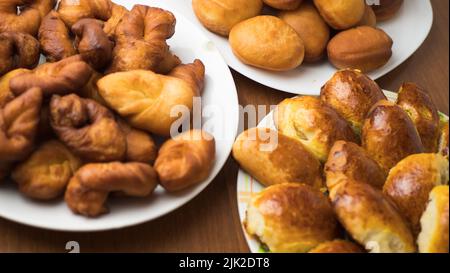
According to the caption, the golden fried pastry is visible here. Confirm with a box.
[192,0,263,36]
[155,130,215,192]
[263,0,302,10]
[12,140,82,200]
[372,0,404,22]
[327,26,393,73]
[0,68,30,107]
[308,240,365,253]
[232,128,323,189]
[320,69,386,135]
[439,122,449,157]
[50,94,126,162]
[118,119,157,164]
[417,185,449,253]
[383,154,449,235]
[274,96,358,162]
[358,5,377,27]
[0,32,40,76]
[0,0,55,36]
[397,83,440,153]
[9,55,93,97]
[330,180,416,253]
[72,19,114,70]
[325,141,387,190]
[245,183,338,253]
[107,5,177,73]
[229,16,304,71]
[98,60,205,136]
[0,87,42,162]
[80,71,107,106]
[362,100,424,173]
[313,0,365,29]
[154,51,182,75]
[65,162,158,217]
[39,11,77,63]
[278,2,330,62]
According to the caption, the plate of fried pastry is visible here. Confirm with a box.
[0,0,239,231]
[234,69,449,253]
[173,0,433,94]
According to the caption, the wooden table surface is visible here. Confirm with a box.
[0,0,448,253]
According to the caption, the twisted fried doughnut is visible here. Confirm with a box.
[72,19,114,70]
[65,162,158,217]
[107,5,177,73]
[0,32,40,76]
[117,119,157,164]
[0,68,30,107]
[39,11,77,62]
[50,94,126,162]
[9,55,93,96]
[0,0,56,36]
[155,130,216,192]
[0,87,43,162]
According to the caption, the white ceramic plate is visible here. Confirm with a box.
[0,0,239,232]
[166,0,433,95]
[236,91,449,253]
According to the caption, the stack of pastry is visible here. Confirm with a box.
[0,1,216,218]
[192,0,399,72]
[233,69,449,253]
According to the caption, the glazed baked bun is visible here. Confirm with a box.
[325,141,387,190]
[383,154,449,235]
[192,0,263,36]
[229,16,305,71]
[232,128,323,189]
[330,180,416,253]
[397,83,440,153]
[417,185,449,253]
[313,0,366,29]
[372,0,404,22]
[274,96,358,162]
[308,240,365,253]
[362,100,424,173]
[439,122,449,157]
[278,2,330,62]
[245,183,339,253]
[320,69,386,135]
[263,0,302,11]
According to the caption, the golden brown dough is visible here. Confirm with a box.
[98,60,205,136]
[232,128,324,189]
[245,183,338,253]
[358,5,377,27]
[325,141,387,190]
[278,2,330,62]
[308,240,365,253]
[362,100,424,173]
[264,0,302,10]
[229,16,304,71]
[50,94,126,162]
[327,26,393,73]
[417,185,449,253]
[65,162,158,217]
[0,32,40,76]
[107,5,176,73]
[383,153,449,236]
[72,18,114,70]
[118,119,157,164]
[372,0,404,22]
[397,83,440,153]
[12,140,82,200]
[80,71,107,106]
[192,0,263,36]
[330,180,416,253]
[0,87,42,162]
[155,130,215,192]
[439,122,449,157]
[274,96,358,162]
[0,68,30,107]
[38,11,77,62]
[320,69,387,135]
[0,0,56,36]
[313,0,365,29]
[9,55,93,97]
